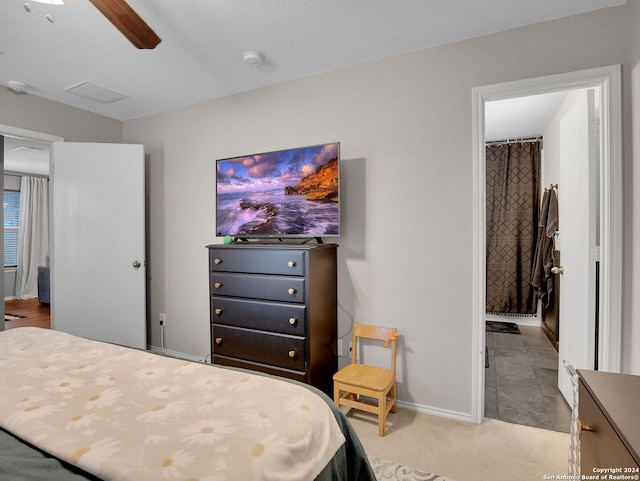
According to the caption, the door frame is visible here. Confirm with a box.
[470,65,622,424]
[0,124,62,331]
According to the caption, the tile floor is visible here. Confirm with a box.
[484,324,572,433]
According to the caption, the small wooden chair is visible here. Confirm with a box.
[333,323,398,436]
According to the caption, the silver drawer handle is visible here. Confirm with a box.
[214,282,223,289]
[214,258,222,265]
[215,308,223,315]
[288,350,296,358]
[288,261,296,268]
[289,317,297,326]
[288,288,297,295]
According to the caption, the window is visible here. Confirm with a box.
[4,190,20,268]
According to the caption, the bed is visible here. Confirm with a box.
[0,327,376,481]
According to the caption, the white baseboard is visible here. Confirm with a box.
[147,345,209,364]
[396,399,474,423]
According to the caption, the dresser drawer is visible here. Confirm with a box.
[212,325,306,371]
[212,355,307,384]
[210,248,305,276]
[211,272,305,303]
[579,379,640,472]
[211,297,306,335]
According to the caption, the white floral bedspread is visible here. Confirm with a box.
[0,327,345,481]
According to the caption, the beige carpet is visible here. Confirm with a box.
[348,408,570,481]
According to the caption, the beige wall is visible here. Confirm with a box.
[0,89,122,143]
[124,4,635,418]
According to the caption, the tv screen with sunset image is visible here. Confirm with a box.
[216,142,340,238]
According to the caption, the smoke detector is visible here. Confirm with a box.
[243,51,265,67]
[8,81,28,93]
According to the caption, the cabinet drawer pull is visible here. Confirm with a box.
[289,317,298,326]
[578,419,594,432]
[213,258,222,265]
[288,288,297,295]
[287,260,297,268]
[288,350,296,358]
[215,337,223,345]
[215,308,223,315]
[214,282,223,289]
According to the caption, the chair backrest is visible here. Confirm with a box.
[351,323,397,373]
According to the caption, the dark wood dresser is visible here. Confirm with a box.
[578,369,640,475]
[208,243,337,395]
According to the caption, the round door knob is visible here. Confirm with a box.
[215,337,223,345]
[132,260,141,269]
[551,266,564,275]
[288,261,296,268]
[288,288,297,295]
[214,282,223,289]
[288,350,296,358]
[289,317,297,326]
[215,308,223,315]
[214,258,222,265]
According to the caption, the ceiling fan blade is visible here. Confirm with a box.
[88,0,161,49]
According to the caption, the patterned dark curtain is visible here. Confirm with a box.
[486,141,540,315]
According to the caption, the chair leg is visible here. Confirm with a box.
[334,383,340,407]
[378,392,386,436]
[390,383,397,413]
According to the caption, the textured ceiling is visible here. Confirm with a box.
[0,0,625,121]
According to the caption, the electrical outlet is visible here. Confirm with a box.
[348,341,353,359]
[337,339,344,356]
[159,312,166,326]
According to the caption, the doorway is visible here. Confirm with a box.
[470,65,623,425]
[482,88,595,431]
[1,127,147,350]
[1,125,61,332]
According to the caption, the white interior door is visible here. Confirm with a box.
[557,89,598,403]
[51,142,146,349]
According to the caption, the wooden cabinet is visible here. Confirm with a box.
[578,370,640,475]
[208,244,337,395]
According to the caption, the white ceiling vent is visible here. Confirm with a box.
[64,81,129,104]
[12,145,44,154]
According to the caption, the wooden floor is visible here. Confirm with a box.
[5,298,50,329]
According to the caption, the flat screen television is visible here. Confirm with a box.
[216,142,340,239]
